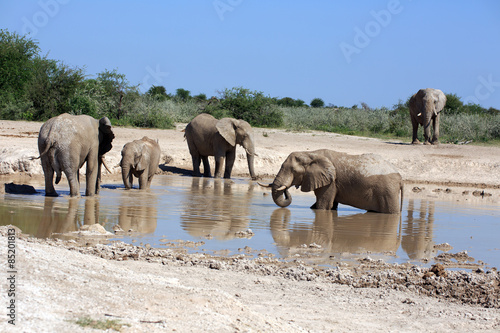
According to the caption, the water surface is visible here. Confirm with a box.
[1,175,498,269]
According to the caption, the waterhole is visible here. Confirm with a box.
[1,175,499,269]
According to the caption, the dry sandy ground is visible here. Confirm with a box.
[1,119,500,332]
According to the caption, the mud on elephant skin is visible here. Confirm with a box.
[37,113,115,197]
[119,136,161,190]
[184,113,257,180]
[259,149,403,214]
[409,88,447,145]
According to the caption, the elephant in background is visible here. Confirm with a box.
[120,136,161,190]
[409,88,447,145]
[259,149,403,214]
[184,113,257,180]
[37,113,115,197]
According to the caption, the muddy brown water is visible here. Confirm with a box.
[1,175,499,269]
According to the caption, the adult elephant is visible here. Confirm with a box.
[409,88,447,145]
[37,113,114,197]
[184,113,257,179]
[259,149,403,214]
[120,136,161,189]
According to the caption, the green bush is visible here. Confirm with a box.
[204,87,283,127]
[310,98,325,108]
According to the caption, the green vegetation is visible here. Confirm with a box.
[74,316,129,331]
[1,29,499,144]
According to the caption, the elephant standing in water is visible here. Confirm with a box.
[409,88,447,145]
[184,113,257,179]
[120,136,161,189]
[259,149,403,214]
[37,113,114,197]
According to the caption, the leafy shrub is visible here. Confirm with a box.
[204,87,283,127]
[310,98,325,108]
[146,85,169,101]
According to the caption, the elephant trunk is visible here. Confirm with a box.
[121,163,132,189]
[246,151,256,180]
[272,186,292,208]
[243,138,257,180]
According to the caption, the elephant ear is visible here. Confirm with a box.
[301,156,335,192]
[98,117,114,156]
[216,118,237,147]
[435,90,447,114]
[134,143,149,171]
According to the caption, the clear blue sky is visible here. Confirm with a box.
[2,0,500,109]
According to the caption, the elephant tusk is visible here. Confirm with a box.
[257,181,272,188]
[101,157,112,174]
[417,113,422,117]
[245,148,259,157]
[277,185,287,191]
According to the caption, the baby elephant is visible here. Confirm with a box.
[259,149,403,214]
[120,137,161,189]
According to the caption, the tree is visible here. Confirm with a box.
[0,29,40,107]
[97,69,138,119]
[310,98,325,108]
[175,88,191,102]
[277,97,296,107]
[205,87,283,127]
[27,57,84,120]
[445,93,463,113]
[147,85,169,101]
[194,93,207,102]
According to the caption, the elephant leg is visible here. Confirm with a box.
[431,115,440,144]
[65,169,81,197]
[41,158,57,196]
[138,170,148,189]
[191,154,202,177]
[129,173,134,189]
[85,153,99,196]
[423,119,432,145]
[214,155,225,178]
[411,117,420,144]
[201,156,211,177]
[224,150,236,179]
[312,185,337,210]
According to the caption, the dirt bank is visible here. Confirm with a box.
[1,120,500,332]
[1,119,500,188]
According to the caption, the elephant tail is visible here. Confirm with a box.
[31,138,54,160]
[30,142,51,160]
[400,183,404,213]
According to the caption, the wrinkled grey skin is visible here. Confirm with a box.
[184,113,257,179]
[120,136,161,189]
[409,88,447,145]
[262,149,403,214]
[38,113,114,197]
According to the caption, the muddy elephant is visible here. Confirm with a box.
[120,136,161,189]
[409,88,447,145]
[259,149,403,214]
[37,113,115,197]
[184,113,257,179]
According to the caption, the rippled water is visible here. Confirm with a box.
[1,175,499,268]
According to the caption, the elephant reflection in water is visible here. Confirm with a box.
[38,197,100,238]
[401,199,436,260]
[270,208,402,257]
[117,190,157,234]
[181,177,254,240]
